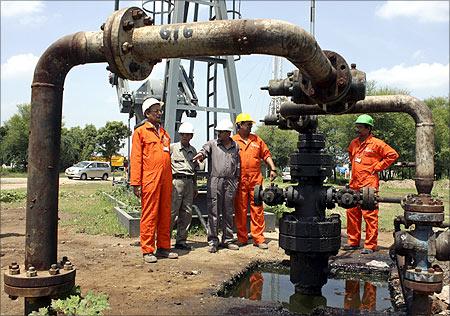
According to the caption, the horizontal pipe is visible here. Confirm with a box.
[279,95,435,194]
[131,19,336,92]
[378,196,402,204]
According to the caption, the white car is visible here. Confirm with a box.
[65,161,111,180]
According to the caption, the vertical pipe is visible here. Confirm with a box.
[25,31,105,313]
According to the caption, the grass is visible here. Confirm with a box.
[58,182,127,236]
[2,176,448,235]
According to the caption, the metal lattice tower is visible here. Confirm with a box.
[141,0,242,141]
[268,57,287,115]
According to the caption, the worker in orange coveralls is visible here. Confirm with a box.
[130,97,178,263]
[344,114,399,254]
[233,113,277,249]
[344,279,376,311]
[237,271,264,301]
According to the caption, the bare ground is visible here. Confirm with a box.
[0,200,406,316]
[0,177,109,190]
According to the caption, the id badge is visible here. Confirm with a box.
[163,146,170,152]
[355,157,362,163]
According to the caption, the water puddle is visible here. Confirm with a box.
[221,263,393,314]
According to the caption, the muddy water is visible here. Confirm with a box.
[223,267,393,314]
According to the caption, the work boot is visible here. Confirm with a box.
[361,248,375,254]
[226,243,239,250]
[253,242,268,250]
[143,253,157,263]
[208,245,218,253]
[342,244,360,251]
[236,241,248,247]
[155,248,178,259]
[175,243,192,250]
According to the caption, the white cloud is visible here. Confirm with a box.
[1,1,44,17]
[376,1,449,23]
[367,63,449,98]
[1,53,39,80]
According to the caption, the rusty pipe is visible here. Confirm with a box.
[25,30,104,313]
[102,9,339,102]
[27,31,104,270]
[133,19,335,86]
[279,95,435,194]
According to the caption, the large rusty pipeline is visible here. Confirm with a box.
[102,8,346,104]
[278,95,435,194]
[24,31,104,313]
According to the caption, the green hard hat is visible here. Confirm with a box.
[355,114,374,127]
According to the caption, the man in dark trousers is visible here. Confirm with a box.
[193,119,240,253]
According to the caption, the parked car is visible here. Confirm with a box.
[282,167,291,182]
[65,161,111,180]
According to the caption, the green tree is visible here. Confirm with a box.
[254,125,297,170]
[96,121,130,163]
[0,104,31,170]
[425,97,449,179]
[59,125,98,171]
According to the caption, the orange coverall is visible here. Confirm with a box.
[344,280,376,311]
[233,133,272,245]
[130,121,173,254]
[347,134,399,250]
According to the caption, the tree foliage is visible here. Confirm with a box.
[1,103,131,171]
[254,125,297,170]
[96,121,131,163]
[0,104,31,170]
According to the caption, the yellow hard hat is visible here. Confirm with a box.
[236,113,256,124]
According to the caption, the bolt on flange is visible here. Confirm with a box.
[26,266,37,277]
[49,264,60,275]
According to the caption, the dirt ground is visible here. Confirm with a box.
[0,177,108,190]
[0,199,405,316]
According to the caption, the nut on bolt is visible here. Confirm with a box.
[123,20,135,31]
[143,16,154,26]
[9,262,20,275]
[131,9,143,20]
[64,261,74,271]
[122,42,133,53]
[49,263,60,275]
[27,266,37,277]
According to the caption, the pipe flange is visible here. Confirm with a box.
[403,279,442,294]
[404,210,444,224]
[360,187,378,210]
[4,264,76,298]
[254,185,263,206]
[313,50,351,107]
[103,7,155,80]
[401,194,444,213]
[404,268,443,284]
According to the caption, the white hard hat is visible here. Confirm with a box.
[142,97,163,115]
[215,119,234,132]
[178,122,194,134]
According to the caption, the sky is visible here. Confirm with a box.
[1,0,449,153]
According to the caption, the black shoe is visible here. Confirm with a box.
[342,244,360,251]
[175,243,192,250]
[208,245,217,253]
